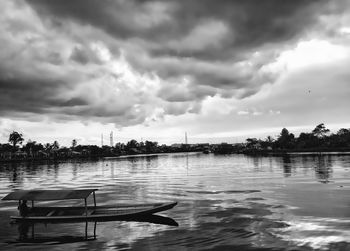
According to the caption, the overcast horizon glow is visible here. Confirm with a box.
[1,0,350,146]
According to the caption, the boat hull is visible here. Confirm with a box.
[11,202,177,222]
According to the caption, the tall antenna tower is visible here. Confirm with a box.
[185,132,188,144]
[110,131,114,147]
[101,133,103,147]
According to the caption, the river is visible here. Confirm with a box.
[0,153,349,250]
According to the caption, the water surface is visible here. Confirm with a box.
[0,153,349,250]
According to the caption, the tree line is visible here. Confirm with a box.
[1,123,350,161]
[241,123,350,154]
[0,132,201,161]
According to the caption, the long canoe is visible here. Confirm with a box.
[2,189,177,222]
[10,202,178,222]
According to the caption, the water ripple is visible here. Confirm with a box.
[0,153,349,250]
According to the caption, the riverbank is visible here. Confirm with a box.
[0,150,204,163]
[3,149,350,164]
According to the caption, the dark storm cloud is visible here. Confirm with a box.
[149,0,330,60]
[25,0,334,100]
[1,0,347,128]
[26,0,176,39]
[0,76,87,116]
[70,47,90,65]
[27,0,328,55]
[0,71,149,126]
[69,46,102,65]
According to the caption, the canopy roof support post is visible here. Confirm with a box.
[93,222,97,239]
[84,198,87,216]
[31,200,34,208]
[93,191,96,208]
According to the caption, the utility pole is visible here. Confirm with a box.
[185,132,188,145]
[101,133,103,147]
[110,131,114,147]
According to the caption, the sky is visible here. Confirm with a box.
[1,0,350,146]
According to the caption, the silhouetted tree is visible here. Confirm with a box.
[330,128,350,148]
[52,141,60,150]
[261,136,274,149]
[44,143,51,153]
[72,139,77,149]
[145,141,158,153]
[22,140,43,156]
[266,136,274,144]
[296,132,317,148]
[88,145,102,156]
[312,123,330,138]
[275,128,295,149]
[126,139,138,150]
[8,131,24,151]
[0,143,12,152]
[337,128,350,136]
[246,138,259,148]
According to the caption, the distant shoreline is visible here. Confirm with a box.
[0,151,201,164]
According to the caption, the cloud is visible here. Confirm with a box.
[25,0,335,94]
[238,111,249,116]
[26,0,176,39]
[166,19,230,53]
[27,0,329,53]
[70,46,92,65]
[1,0,350,143]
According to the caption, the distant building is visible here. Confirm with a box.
[171,144,182,148]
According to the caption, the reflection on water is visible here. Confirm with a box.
[314,156,333,183]
[14,221,97,244]
[12,214,178,246]
[282,155,292,177]
[0,153,349,250]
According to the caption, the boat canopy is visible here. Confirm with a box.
[2,189,98,201]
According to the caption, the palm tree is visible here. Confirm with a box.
[72,139,77,149]
[52,141,60,150]
[51,141,60,158]
[8,131,24,152]
[44,143,51,151]
[266,136,274,143]
[44,143,52,157]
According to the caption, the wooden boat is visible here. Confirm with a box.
[2,189,177,222]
